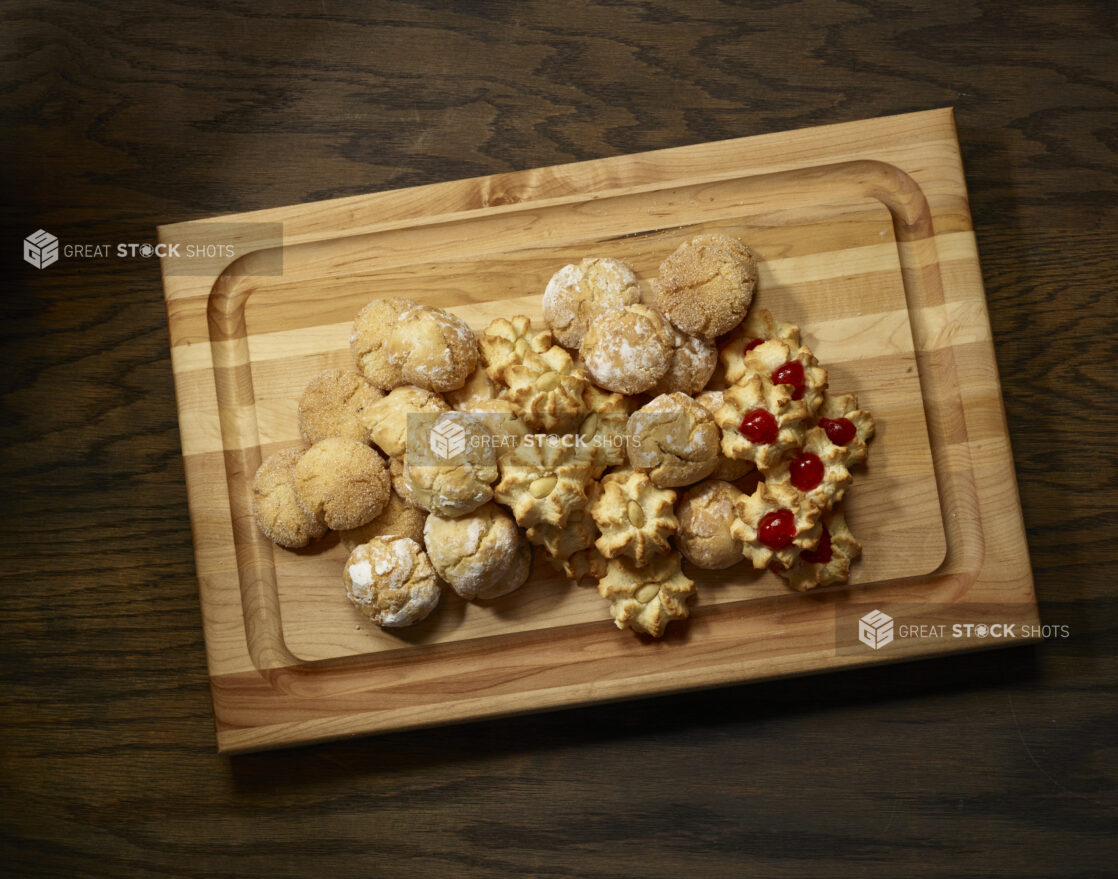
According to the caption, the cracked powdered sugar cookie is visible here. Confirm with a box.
[423,502,531,600]
[651,232,758,340]
[351,297,418,389]
[344,536,440,627]
[579,304,675,395]
[361,385,449,459]
[251,447,329,548]
[542,257,641,349]
[649,325,717,396]
[292,437,390,531]
[626,392,720,488]
[386,304,478,393]
[597,552,695,638]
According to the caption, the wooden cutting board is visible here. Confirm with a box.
[160,108,1037,754]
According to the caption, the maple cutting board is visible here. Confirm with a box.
[160,108,1037,754]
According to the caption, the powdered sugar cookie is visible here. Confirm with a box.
[386,304,477,393]
[676,480,745,570]
[351,297,417,389]
[343,536,440,627]
[543,257,641,349]
[423,502,531,600]
[580,304,674,395]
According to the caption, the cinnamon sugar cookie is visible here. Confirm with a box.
[297,368,383,445]
[651,233,757,340]
[293,437,390,531]
[251,447,329,548]
[339,489,427,552]
[344,536,440,627]
[543,257,641,349]
[580,304,674,395]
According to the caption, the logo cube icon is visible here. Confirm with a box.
[428,417,467,460]
[24,229,59,269]
[858,609,894,650]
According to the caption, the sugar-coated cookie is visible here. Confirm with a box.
[626,392,720,487]
[292,437,390,531]
[650,326,717,396]
[386,304,478,393]
[651,233,757,340]
[343,536,441,627]
[423,502,531,600]
[351,298,418,389]
[297,368,383,445]
[543,257,641,349]
[251,447,329,548]
[338,489,427,552]
[580,304,674,395]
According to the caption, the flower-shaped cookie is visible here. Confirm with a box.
[576,384,632,476]
[716,308,802,387]
[817,391,875,468]
[597,552,696,638]
[740,339,828,418]
[500,344,589,433]
[478,315,553,385]
[693,390,756,482]
[527,486,608,583]
[713,374,811,472]
[775,509,862,591]
[730,480,822,570]
[493,435,595,528]
[764,426,853,515]
[590,468,678,566]
[626,392,720,488]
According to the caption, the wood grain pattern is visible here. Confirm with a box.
[2,1,1114,876]
[159,111,1035,751]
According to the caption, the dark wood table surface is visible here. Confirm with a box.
[2,2,1115,876]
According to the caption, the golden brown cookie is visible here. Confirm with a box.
[402,414,499,518]
[446,365,500,411]
[579,304,675,395]
[597,552,695,637]
[676,480,745,570]
[774,509,862,591]
[739,339,828,418]
[649,326,717,396]
[385,304,477,393]
[626,392,720,488]
[297,368,383,445]
[730,480,822,570]
[293,437,390,531]
[713,374,812,472]
[361,385,449,459]
[542,257,641,349]
[716,308,802,388]
[651,233,757,340]
[589,468,678,566]
[478,315,552,385]
[343,536,441,627]
[574,384,632,476]
[251,447,329,548]
[525,482,606,582]
[816,391,875,468]
[500,344,589,433]
[338,489,427,552]
[350,298,418,389]
[493,435,596,529]
[389,456,422,509]
[423,502,531,600]
[764,425,853,515]
[693,390,756,482]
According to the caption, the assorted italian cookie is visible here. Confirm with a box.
[249,229,875,638]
